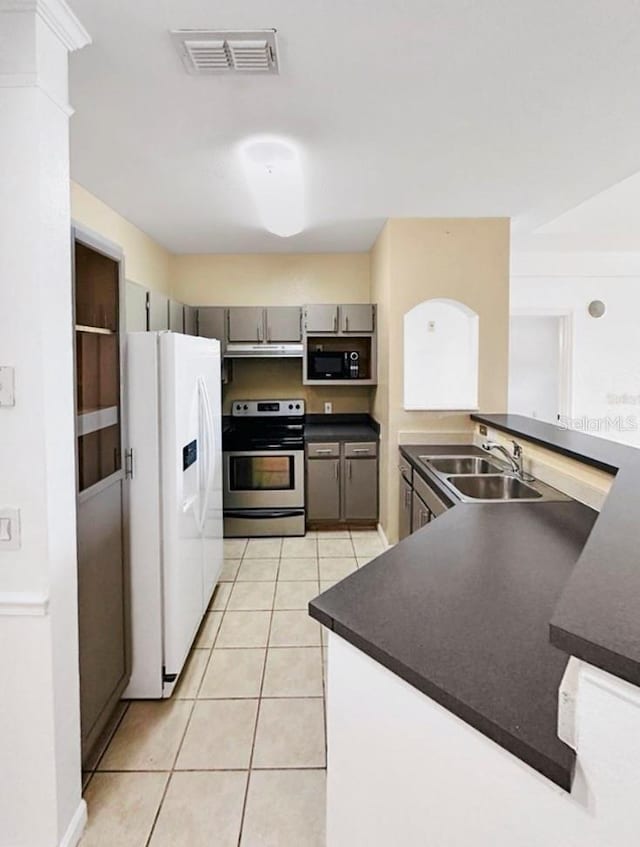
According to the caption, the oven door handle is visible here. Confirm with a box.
[224,509,305,519]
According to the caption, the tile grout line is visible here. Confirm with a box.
[144,539,246,847]
[235,538,282,847]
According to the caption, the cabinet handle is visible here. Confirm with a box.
[404,489,411,508]
[347,459,352,479]
[267,325,272,342]
[334,461,339,479]
[333,313,337,333]
[345,315,350,331]
[315,449,333,455]
[352,448,371,454]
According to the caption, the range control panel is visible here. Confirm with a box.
[231,399,305,417]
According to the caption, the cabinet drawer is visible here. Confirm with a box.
[307,442,340,458]
[344,441,377,458]
[413,473,450,517]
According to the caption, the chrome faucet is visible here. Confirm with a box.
[483,439,525,477]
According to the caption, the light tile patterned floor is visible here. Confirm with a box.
[80,529,385,847]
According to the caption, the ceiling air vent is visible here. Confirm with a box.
[171,29,279,75]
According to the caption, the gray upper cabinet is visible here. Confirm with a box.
[168,299,184,333]
[184,305,197,336]
[341,304,374,333]
[307,456,341,521]
[198,307,226,345]
[265,306,302,342]
[344,455,378,521]
[304,304,338,333]
[125,281,148,332]
[228,306,264,343]
[148,291,169,331]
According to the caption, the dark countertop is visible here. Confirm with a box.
[310,441,598,790]
[472,414,640,687]
[304,413,379,443]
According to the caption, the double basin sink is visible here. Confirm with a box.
[418,455,568,503]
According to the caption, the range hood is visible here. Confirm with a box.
[224,342,304,359]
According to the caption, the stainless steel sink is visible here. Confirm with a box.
[421,456,504,475]
[447,475,542,501]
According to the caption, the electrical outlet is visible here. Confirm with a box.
[324,402,332,414]
[479,424,488,436]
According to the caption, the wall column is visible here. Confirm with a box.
[0,2,90,845]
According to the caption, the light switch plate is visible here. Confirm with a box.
[324,402,332,414]
[0,508,20,550]
[0,367,15,406]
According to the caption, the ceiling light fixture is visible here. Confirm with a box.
[238,137,305,237]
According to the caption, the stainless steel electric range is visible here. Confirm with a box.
[222,399,305,537]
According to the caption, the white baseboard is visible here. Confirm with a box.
[59,799,87,847]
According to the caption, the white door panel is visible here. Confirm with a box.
[160,333,212,679]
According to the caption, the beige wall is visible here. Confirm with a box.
[223,359,372,415]
[173,253,373,414]
[171,253,370,306]
[71,182,172,295]
[373,218,510,542]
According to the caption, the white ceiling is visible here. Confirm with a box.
[68,0,640,254]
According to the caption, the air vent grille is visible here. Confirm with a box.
[171,29,278,75]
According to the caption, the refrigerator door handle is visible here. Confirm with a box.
[196,375,215,533]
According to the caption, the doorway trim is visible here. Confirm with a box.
[510,308,574,422]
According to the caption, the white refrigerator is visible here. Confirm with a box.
[125,331,223,698]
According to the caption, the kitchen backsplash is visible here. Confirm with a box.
[222,357,373,414]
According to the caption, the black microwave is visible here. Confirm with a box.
[308,350,360,380]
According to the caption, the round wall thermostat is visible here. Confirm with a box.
[588,300,606,318]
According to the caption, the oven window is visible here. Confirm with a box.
[230,455,295,491]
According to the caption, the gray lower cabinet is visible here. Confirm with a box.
[398,451,452,538]
[307,457,341,521]
[168,299,184,333]
[125,280,148,331]
[307,440,378,524]
[228,306,264,342]
[148,290,169,331]
[265,306,302,342]
[399,472,413,540]
[412,490,431,532]
[344,456,377,520]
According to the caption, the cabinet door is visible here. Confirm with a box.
[228,306,264,342]
[125,281,148,331]
[184,306,197,336]
[168,300,184,333]
[399,474,413,540]
[148,291,169,331]
[304,304,338,333]
[341,304,374,333]
[344,457,378,521]
[412,491,431,532]
[307,458,341,521]
[266,306,302,342]
[198,307,226,343]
